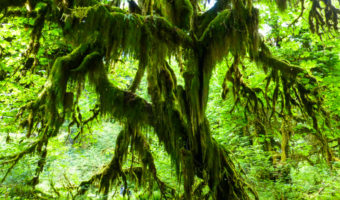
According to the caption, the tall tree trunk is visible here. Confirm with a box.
[143,46,253,199]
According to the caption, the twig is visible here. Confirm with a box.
[289,0,305,27]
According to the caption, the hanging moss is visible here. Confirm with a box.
[3,0,337,199]
[153,0,193,30]
[133,127,176,197]
[174,0,193,30]
[199,7,260,72]
[25,4,48,59]
[78,122,175,198]
[257,42,324,125]
[63,4,192,66]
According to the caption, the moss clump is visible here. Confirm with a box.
[63,4,192,69]
[199,7,260,71]
[174,0,193,30]
[153,0,193,30]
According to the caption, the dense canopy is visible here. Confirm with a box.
[0,0,339,199]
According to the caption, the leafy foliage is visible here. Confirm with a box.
[0,0,339,199]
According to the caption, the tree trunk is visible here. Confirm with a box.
[4,0,333,199]
[280,117,290,163]
[143,45,253,199]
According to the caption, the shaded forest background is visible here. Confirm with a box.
[0,0,339,199]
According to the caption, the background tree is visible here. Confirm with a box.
[0,0,339,199]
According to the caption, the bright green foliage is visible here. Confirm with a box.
[0,0,339,200]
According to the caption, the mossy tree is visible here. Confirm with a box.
[0,0,339,199]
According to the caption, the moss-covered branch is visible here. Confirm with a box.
[25,4,49,58]
[308,0,339,34]
[7,44,154,185]
[4,0,336,199]
[197,0,232,27]
[77,123,174,198]
[222,56,266,117]
[64,5,193,61]
[198,6,259,66]
[258,43,322,119]
[0,139,43,183]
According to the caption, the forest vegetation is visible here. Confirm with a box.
[0,0,339,199]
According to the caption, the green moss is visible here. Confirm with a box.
[25,4,47,57]
[63,4,192,67]
[199,7,260,72]
[4,1,334,199]
[139,0,154,15]
[153,0,192,30]
[174,0,193,30]
[258,44,322,121]
[180,148,194,199]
